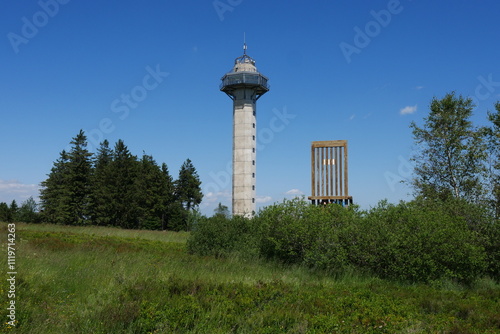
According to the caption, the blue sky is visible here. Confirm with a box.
[1,0,499,215]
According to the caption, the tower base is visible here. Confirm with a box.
[308,196,353,206]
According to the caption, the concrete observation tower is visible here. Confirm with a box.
[220,44,269,217]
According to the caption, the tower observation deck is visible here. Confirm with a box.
[220,44,269,217]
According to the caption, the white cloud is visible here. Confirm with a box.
[415,86,424,90]
[349,114,356,121]
[285,189,303,195]
[0,179,40,203]
[255,195,272,204]
[202,191,230,205]
[400,105,417,115]
[200,190,231,216]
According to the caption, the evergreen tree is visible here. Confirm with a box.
[8,200,18,222]
[89,140,114,226]
[108,139,140,229]
[66,130,93,224]
[0,202,9,222]
[40,150,71,224]
[39,132,198,230]
[135,153,166,229]
[160,163,175,230]
[40,130,93,225]
[168,159,203,231]
[134,155,178,230]
[410,92,487,202]
[175,159,203,211]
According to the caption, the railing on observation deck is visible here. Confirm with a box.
[220,73,270,91]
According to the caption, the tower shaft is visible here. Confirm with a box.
[232,91,257,216]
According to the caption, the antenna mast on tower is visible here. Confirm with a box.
[243,32,247,55]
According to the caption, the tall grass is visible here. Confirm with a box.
[17,222,190,243]
[1,222,499,333]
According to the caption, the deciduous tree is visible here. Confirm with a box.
[485,102,500,217]
[17,196,39,223]
[410,92,487,202]
[214,202,230,218]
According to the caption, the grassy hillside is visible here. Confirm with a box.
[1,222,499,333]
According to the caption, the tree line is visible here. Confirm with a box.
[0,197,39,223]
[35,130,202,230]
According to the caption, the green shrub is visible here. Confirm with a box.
[481,220,500,281]
[256,198,314,264]
[350,200,487,284]
[187,214,258,258]
[413,197,499,282]
[302,204,360,273]
[189,197,493,284]
[256,198,488,284]
[256,198,361,272]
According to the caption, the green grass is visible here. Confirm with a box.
[1,222,499,333]
[16,222,190,243]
